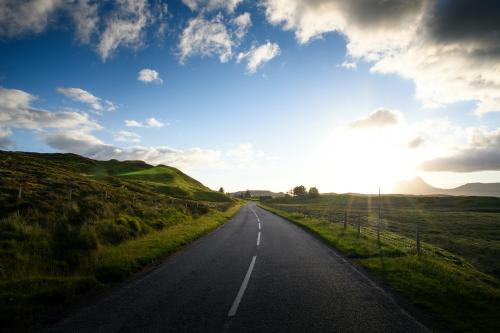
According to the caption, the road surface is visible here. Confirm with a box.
[48,203,430,333]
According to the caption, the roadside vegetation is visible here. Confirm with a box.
[260,192,500,332]
[0,151,239,330]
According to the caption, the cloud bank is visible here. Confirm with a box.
[0,87,227,171]
[421,129,500,172]
[263,0,500,115]
[0,87,100,131]
[0,0,167,61]
[44,130,222,170]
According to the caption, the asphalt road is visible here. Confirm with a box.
[48,203,430,333]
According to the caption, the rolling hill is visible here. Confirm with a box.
[393,176,500,197]
[0,150,236,329]
[0,150,230,205]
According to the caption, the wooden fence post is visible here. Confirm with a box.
[18,185,22,200]
[416,224,421,256]
[343,211,347,229]
[377,223,381,244]
[69,189,72,201]
[357,217,361,237]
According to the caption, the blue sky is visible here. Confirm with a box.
[1,0,499,193]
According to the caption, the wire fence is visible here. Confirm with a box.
[3,183,234,221]
[265,204,455,258]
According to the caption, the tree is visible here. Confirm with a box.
[308,187,320,198]
[245,189,252,198]
[219,187,224,193]
[293,185,307,197]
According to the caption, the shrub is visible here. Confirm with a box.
[95,221,131,245]
[52,222,98,258]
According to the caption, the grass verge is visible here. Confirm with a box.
[259,203,500,332]
[0,203,242,331]
[94,204,242,282]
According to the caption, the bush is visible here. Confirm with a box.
[95,221,131,245]
[52,222,98,258]
[116,214,142,233]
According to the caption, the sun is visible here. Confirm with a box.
[310,126,417,194]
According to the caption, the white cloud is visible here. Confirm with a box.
[178,14,233,64]
[263,0,500,115]
[44,130,222,171]
[232,12,251,40]
[182,0,242,13]
[0,1,165,60]
[114,130,141,143]
[98,0,153,61]
[349,108,402,129]
[125,117,166,128]
[339,61,356,70]
[56,87,116,113]
[0,87,231,172]
[145,117,165,128]
[71,0,99,43]
[0,127,12,148]
[0,0,63,37]
[237,41,281,73]
[137,68,163,84]
[0,87,100,131]
[124,120,142,127]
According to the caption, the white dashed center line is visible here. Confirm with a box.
[250,208,260,222]
[228,256,257,317]
[258,222,261,230]
[256,231,261,246]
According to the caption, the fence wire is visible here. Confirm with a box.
[266,204,455,257]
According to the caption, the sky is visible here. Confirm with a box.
[1,0,500,194]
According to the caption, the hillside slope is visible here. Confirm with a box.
[0,150,230,208]
[0,150,235,328]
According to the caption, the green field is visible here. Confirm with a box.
[260,194,500,332]
[0,151,239,330]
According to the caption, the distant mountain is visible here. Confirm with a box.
[393,177,500,197]
[229,190,285,198]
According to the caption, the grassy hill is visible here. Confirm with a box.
[0,151,229,204]
[118,165,228,202]
[0,150,236,329]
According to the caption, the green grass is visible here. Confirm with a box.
[118,165,229,202]
[0,150,238,330]
[265,194,500,278]
[260,202,500,332]
[0,204,242,331]
[94,204,242,282]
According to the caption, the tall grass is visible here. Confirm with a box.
[0,204,242,330]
